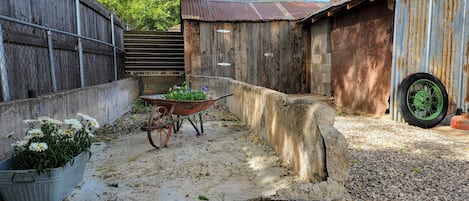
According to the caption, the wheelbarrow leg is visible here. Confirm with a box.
[187,117,202,135]
[173,115,183,133]
[199,113,204,134]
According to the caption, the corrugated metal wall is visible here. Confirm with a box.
[391,0,469,119]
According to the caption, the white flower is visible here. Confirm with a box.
[78,113,100,128]
[28,142,48,152]
[12,140,29,148]
[62,129,74,137]
[48,119,63,125]
[77,113,91,120]
[38,116,62,125]
[23,119,37,125]
[64,119,83,130]
[37,116,53,122]
[90,119,100,129]
[27,129,44,138]
[24,134,34,140]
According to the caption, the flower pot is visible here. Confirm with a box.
[0,151,89,201]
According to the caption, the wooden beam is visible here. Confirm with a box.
[311,13,327,23]
[4,30,115,56]
[327,6,344,17]
[347,0,366,10]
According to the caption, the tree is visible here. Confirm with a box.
[98,0,180,31]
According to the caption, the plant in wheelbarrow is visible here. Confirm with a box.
[0,114,99,201]
[164,82,209,101]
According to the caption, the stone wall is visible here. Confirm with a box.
[0,78,140,160]
[187,75,350,184]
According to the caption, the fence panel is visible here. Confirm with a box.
[0,0,125,101]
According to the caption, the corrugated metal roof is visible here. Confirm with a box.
[181,0,324,21]
[300,0,365,23]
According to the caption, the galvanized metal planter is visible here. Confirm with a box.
[0,152,89,201]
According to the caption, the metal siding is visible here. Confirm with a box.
[254,3,285,20]
[391,0,469,119]
[280,2,323,19]
[181,0,320,21]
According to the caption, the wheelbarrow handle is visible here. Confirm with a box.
[214,93,234,100]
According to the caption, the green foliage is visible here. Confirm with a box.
[97,0,180,31]
[132,98,152,113]
[198,195,209,200]
[412,167,422,174]
[164,83,208,101]
[7,114,99,174]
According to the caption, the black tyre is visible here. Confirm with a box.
[397,73,448,128]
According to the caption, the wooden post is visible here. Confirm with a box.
[76,0,85,87]
[0,24,10,101]
[47,30,57,92]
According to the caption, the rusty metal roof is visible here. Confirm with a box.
[301,0,378,23]
[181,0,325,21]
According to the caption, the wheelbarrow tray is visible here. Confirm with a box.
[139,94,231,116]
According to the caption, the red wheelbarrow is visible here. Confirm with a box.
[139,93,233,148]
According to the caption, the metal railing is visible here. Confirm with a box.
[0,1,123,101]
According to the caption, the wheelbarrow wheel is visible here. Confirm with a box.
[147,106,173,148]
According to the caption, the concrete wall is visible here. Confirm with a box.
[0,78,140,160]
[188,75,350,183]
[141,76,185,95]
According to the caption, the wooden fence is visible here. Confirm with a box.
[0,0,125,101]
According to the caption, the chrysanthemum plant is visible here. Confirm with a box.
[5,113,99,174]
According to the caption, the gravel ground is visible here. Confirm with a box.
[335,115,469,201]
[75,103,469,200]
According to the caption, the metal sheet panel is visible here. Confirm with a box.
[181,0,321,21]
[391,0,469,119]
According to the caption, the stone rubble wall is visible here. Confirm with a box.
[187,75,350,184]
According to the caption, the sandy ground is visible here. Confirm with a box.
[66,116,299,201]
[64,102,469,201]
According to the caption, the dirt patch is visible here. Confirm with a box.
[66,105,305,201]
